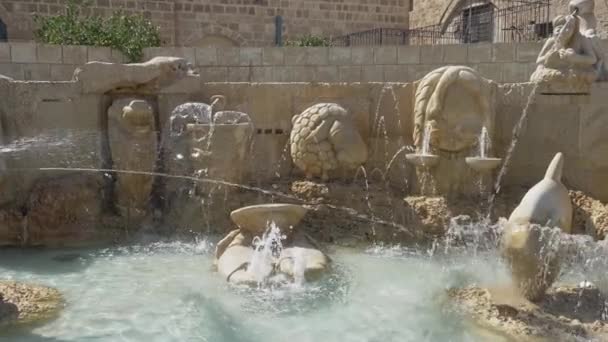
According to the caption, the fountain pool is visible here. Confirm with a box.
[0,239,520,342]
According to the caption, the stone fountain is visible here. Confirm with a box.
[215,203,330,286]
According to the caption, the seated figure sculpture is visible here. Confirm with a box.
[569,0,607,80]
[500,153,572,301]
[290,103,368,181]
[214,204,330,286]
[531,14,598,92]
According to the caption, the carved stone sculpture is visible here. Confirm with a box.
[215,204,330,285]
[290,103,368,181]
[108,98,157,217]
[501,153,573,301]
[530,14,598,92]
[75,56,191,93]
[413,66,494,153]
[569,0,607,80]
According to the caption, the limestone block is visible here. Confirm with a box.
[108,98,157,216]
[397,46,420,65]
[338,66,361,82]
[50,65,76,81]
[362,65,384,82]
[10,43,36,63]
[467,44,492,63]
[239,47,262,66]
[290,103,368,180]
[492,43,516,62]
[374,46,397,64]
[216,48,239,66]
[420,45,443,64]
[199,67,228,82]
[74,56,190,93]
[22,64,51,81]
[87,47,113,63]
[313,66,339,82]
[284,48,307,65]
[0,63,23,79]
[351,47,374,65]
[442,44,468,64]
[0,44,10,63]
[262,47,284,65]
[227,67,251,82]
[329,47,351,65]
[305,47,329,65]
[37,44,62,64]
[62,45,87,65]
[195,47,218,66]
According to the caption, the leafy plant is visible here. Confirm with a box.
[33,0,161,62]
[284,35,331,47]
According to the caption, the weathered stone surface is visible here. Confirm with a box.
[25,175,108,247]
[447,285,608,341]
[531,14,598,93]
[230,204,308,235]
[290,103,368,181]
[74,56,191,93]
[570,190,608,239]
[0,281,63,328]
[501,153,572,301]
[108,98,157,218]
[507,153,573,233]
[413,65,496,153]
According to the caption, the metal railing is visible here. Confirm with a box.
[331,0,551,46]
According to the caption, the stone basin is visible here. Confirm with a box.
[465,157,503,172]
[230,204,308,235]
[405,153,440,168]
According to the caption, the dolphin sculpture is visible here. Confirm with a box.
[501,152,572,301]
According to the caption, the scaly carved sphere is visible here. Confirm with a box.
[289,103,367,181]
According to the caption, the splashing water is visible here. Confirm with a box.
[421,122,433,156]
[479,126,490,158]
[249,222,286,284]
[487,83,540,217]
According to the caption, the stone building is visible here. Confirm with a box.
[0,0,409,46]
[408,0,608,42]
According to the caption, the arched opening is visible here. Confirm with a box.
[196,34,238,48]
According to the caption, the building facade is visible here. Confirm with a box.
[0,0,409,46]
[408,0,608,42]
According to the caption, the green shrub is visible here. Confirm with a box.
[33,0,161,62]
[284,35,331,47]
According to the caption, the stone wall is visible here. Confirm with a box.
[0,41,556,83]
[0,0,409,47]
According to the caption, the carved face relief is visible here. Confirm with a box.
[414,66,493,153]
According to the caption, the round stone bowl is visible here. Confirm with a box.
[465,157,502,172]
[405,153,440,168]
[230,204,308,235]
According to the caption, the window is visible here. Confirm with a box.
[0,19,6,42]
[534,21,553,39]
[461,4,494,43]
[409,0,414,12]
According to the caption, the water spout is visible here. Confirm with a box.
[248,222,285,284]
[479,126,489,159]
[421,122,432,156]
